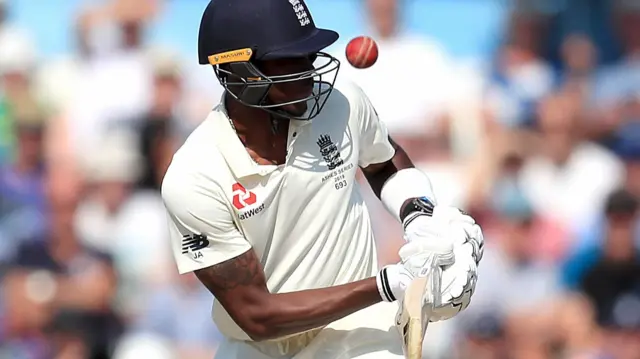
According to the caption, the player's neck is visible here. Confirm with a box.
[224,95,291,138]
[224,95,290,165]
[225,95,271,130]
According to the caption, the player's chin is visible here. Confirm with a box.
[280,101,308,117]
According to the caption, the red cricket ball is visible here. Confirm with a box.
[345,36,378,69]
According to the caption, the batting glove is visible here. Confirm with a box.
[401,206,484,322]
[404,205,484,267]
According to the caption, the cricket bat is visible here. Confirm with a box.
[397,256,443,359]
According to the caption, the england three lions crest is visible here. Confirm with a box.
[317,134,344,170]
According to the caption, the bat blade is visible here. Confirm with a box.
[398,258,443,359]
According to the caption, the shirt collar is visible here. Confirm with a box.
[208,97,277,179]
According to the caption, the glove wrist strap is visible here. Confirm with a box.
[376,266,397,302]
[400,197,435,230]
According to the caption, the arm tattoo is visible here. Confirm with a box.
[195,250,268,296]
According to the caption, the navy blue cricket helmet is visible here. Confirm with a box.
[198,0,341,120]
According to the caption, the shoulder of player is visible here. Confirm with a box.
[329,78,370,110]
[171,110,228,164]
[161,162,229,218]
[161,114,229,209]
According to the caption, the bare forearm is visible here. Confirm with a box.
[195,251,381,341]
[254,277,380,339]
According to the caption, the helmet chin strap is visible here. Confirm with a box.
[269,113,280,135]
[260,98,288,135]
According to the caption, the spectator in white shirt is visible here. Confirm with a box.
[519,92,625,236]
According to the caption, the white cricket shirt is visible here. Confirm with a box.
[161,80,395,342]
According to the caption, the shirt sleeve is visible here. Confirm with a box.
[351,83,395,168]
[161,169,252,275]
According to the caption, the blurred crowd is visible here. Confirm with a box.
[0,0,639,358]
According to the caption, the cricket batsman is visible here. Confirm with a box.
[161,0,484,358]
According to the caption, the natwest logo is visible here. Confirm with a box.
[232,183,257,210]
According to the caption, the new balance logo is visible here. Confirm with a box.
[181,234,208,255]
[232,183,257,210]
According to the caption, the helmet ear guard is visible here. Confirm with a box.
[209,47,273,106]
[216,62,272,106]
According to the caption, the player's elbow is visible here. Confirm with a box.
[242,321,274,342]
[238,298,298,342]
[234,298,289,341]
[238,318,279,342]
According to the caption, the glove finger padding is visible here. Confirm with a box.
[398,240,455,277]
[439,243,472,298]
[402,215,456,253]
[430,282,475,322]
[405,206,478,246]
[458,221,484,264]
[469,223,485,263]
[432,206,475,226]
[431,243,478,322]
